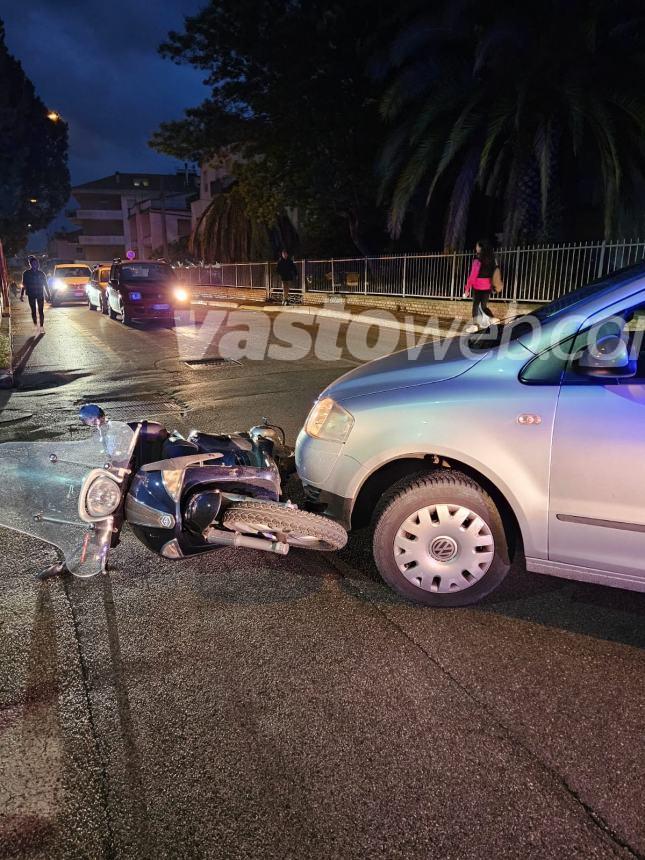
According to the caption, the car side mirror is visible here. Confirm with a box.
[574,336,637,379]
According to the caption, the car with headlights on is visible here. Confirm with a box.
[106,260,190,326]
[48,263,93,306]
[87,264,111,313]
[296,262,645,606]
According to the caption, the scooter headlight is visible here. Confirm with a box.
[85,474,121,518]
[173,286,189,302]
[305,397,354,443]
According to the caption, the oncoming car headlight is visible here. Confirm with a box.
[53,278,67,290]
[80,471,122,521]
[173,286,189,302]
[305,397,354,443]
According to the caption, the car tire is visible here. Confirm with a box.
[120,306,130,326]
[88,297,96,311]
[372,470,511,607]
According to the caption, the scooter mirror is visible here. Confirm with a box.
[79,404,106,427]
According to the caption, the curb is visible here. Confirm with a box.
[190,299,452,337]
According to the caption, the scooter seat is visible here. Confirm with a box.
[188,432,264,467]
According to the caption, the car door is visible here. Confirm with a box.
[107,265,118,311]
[89,270,99,304]
[549,291,645,580]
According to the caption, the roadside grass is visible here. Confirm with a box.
[0,317,11,373]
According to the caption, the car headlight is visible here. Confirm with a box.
[53,278,66,290]
[85,474,122,518]
[305,397,354,442]
[173,286,189,302]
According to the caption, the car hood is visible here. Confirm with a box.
[323,337,487,402]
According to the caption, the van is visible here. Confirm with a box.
[296,263,645,605]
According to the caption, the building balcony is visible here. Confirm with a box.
[77,235,125,245]
[73,209,124,220]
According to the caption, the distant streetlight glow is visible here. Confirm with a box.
[29,198,38,204]
[47,110,60,122]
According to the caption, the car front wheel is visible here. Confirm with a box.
[372,471,511,607]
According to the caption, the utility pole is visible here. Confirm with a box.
[160,175,169,259]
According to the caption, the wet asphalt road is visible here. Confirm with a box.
[0,300,644,859]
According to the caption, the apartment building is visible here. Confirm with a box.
[191,153,236,228]
[71,171,198,262]
[127,193,193,260]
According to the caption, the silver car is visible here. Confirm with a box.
[296,263,645,605]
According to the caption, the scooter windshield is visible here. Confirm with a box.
[0,421,136,578]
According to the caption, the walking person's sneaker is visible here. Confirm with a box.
[464,323,478,333]
[40,326,45,334]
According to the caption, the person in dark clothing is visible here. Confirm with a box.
[20,256,47,333]
[276,250,298,305]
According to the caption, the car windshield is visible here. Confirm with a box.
[120,264,173,281]
[56,266,92,277]
[469,261,645,349]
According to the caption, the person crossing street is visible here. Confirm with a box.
[20,256,47,334]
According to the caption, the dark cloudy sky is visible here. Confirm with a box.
[1,0,207,185]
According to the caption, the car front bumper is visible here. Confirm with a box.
[52,289,88,302]
[296,429,361,530]
[301,482,353,530]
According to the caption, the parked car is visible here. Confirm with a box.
[296,262,645,606]
[106,260,190,325]
[48,263,93,306]
[87,264,111,313]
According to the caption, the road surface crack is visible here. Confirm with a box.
[330,558,642,860]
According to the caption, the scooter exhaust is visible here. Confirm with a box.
[205,528,290,555]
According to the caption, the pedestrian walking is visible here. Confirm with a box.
[463,240,502,333]
[276,250,298,306]
[20,256,47,334]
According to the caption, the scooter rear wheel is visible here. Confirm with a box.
[222,501,347,551]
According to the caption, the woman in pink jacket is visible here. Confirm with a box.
[464,240,500,333]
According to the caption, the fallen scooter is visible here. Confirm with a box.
[0,404,347,579]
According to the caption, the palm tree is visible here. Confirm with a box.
[191,182,298,262]
[377,0,645,247]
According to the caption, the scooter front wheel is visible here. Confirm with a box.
[222,501,347,551]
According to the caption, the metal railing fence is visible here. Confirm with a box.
[175,239,645,304]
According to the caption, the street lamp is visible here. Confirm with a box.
[46,110,60,122]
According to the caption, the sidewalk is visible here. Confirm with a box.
[190,293,524,337]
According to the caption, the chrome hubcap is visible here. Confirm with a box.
[393,503,494,593]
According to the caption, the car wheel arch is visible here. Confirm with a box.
[350,453,523,561]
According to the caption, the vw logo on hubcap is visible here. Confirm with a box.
[430,535,459,563]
